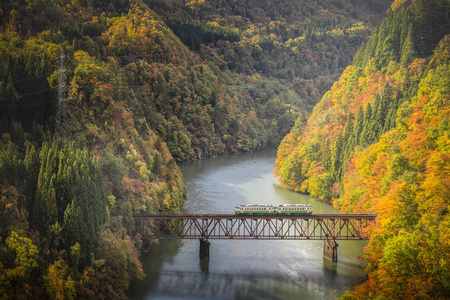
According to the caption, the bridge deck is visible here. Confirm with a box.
[133,213,377,219]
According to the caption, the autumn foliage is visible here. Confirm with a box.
[276,0,450,298]
[341,36,450,299]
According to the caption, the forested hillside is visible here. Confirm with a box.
[0,0,392,163]
[0,0,392,298]
[275,0,450,298]
[149,0,391,111]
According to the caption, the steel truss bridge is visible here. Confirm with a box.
[133,214,376,262]
[133,214,375,240]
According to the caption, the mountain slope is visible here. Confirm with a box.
[275,0,450,200]
[147,0,392,109]
[275,0,450,298]
[342,34,450,300]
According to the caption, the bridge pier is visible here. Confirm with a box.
[199,238,210,260]
[323,240,338,262]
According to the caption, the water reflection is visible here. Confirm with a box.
[141,271,343,300]
[128,149,367,299]
[200,259,210,275]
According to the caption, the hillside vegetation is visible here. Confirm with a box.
[0,0,392,298]
[275,0,450,298]
[149,0,391,110]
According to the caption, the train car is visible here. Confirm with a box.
[275,204,313,214]
[235,204,313,214]
[234,204,275,214]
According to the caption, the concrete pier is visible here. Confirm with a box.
[199,238,210,260]
[323,239,338,262]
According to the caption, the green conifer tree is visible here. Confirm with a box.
[353,106,364,146]
[400,26,416,66]
[331,133,343,181]
[340,112,354,164]
[360,102,373,146]
[322,138,331,170]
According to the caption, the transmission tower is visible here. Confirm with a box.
[56,47,68,137]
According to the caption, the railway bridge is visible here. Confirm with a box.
[133,214,376,262]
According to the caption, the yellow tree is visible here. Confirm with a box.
[44,258,76,300]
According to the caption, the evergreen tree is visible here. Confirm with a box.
[368,95,381,143]
[384,90,402,132]
[23,144,39,212]
[400,26,416,66]
[153,152,164,177]
[352,106,364,146]
[374,83,392,137]
[0,142,22,187]
[360,102,373,146]
[331,133,343,181]
[322,138,331,170]
[33,139,107,268]
[341,112,355,168]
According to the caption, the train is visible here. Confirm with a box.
[235,204,313,215]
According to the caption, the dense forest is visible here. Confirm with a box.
[0,0,393,299]
[275,0,450,298]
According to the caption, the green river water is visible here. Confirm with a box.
[128,148,367,299]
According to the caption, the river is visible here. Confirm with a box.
[128,148,367,299]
